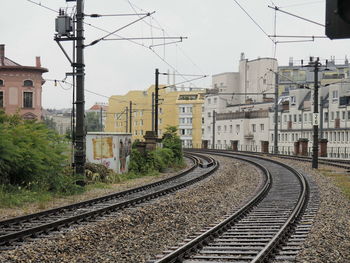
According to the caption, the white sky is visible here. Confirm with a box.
[1,0,349,109]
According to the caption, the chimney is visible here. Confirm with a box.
[35,56,41,68]
[0,44,4,65]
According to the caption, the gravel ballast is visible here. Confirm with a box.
[0,156,261,263]
[276,159,350,263]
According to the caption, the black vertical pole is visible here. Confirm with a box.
[212,110,216,149]
[155,68,159,137]
[312,57,320,169]
[100,107,103,131]
[151,92,155,132]
[125,107,128,133]
[75,0,85,176]
[129,101,132,133]
[274,72,279,154]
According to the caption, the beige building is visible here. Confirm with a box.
[0,44,48,119]
[105,85,205,147]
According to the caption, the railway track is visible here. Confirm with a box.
[151,150,318,263]
[0,153,218,250]
[216,149,350,170]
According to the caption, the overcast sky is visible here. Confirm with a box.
[1,0,349,109]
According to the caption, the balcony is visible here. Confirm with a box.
[244,133,254,139]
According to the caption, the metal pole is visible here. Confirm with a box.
[100,107,103,131]
[151,92,155,132]
[74,0,85,176]
[274,72,279,154]
[212,110,216,149]
[312,57,320,169]
[125,107,128,133]
[320,95,324,139]
[129,101,132,133]
[155,68,159,137]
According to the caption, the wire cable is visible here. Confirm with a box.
[233,0,275,43]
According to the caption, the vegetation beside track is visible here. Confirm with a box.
[0,113,184,208]
[320,168,350,200]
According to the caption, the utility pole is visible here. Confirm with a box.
[75,0,85,176]
[129,101,132,133]
[212,110,216,149]
[155,68,159,137]
[311,57,320,169]
[274,72,279,154]
[152,92,155,132]
[100,107,103,131]
[125,106,128,133]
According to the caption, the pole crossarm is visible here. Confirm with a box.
[268,5,325,27]
[85,11,155,47]
[268,35,327,39]
[86,13,150,17]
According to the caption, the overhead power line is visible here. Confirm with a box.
[233,0,275,43]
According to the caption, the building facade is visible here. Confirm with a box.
[105,85,205,147]
[0,44,48,120]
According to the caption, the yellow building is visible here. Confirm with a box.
[105,85,205,147]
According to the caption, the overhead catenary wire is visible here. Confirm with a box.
[233,0,275,43]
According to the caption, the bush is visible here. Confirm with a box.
[0,111,71,191]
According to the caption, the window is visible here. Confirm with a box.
[180,129,185,135]
[293,114,297,122]
[252,124,256,132]
[140,120,143,125]
[284,115,287,122]
[289,115,292,122]
[0,91,3,108]
[260,124,264,131]
[180,118,185,124]
[217,126,221,132]
[188,118,192,124]
[229,125,233,133]
[290,96,296,105]
[332,90,338,100]
[180,107,185,113]
[214,98,217,104]
[159,108,163,114]
[236,124,240,133]
[224,125,227,132]
[299,114,302,122]
[159,118,162,124]
[331,112,334,120]
[342,111,345,120]
[23,80,33,87]
[348,111,350,120]
[23,92,33,108]
[336,111,340,119]
[304,113,307,122]
[309,113,312,122]
[0,79,3,86]
[208,112,211,118]
[325,112,329,122]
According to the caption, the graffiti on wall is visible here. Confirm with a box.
[119,138,131,173]
[92,137,113,160]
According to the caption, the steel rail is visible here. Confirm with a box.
[152,155,272,263]
[0,154,219,247]
[153,150,309,263]
[0,154,197,228]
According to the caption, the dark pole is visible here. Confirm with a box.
[151,92,155,132]
[320,95,324,139]
[100,107,103,131]
[155,68,159,137]
[212,110,216,149]
[312,57,320,169]
[74,0,85,176]
[129,101,132,133]
[274,72,279,154]
[125,107,128,133]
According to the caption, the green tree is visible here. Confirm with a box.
[162,126,183,161]
[0,111,70,191]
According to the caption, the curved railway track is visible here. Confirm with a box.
[151,150,317,263]
[222,150,350,170]
[0,153,218,250]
